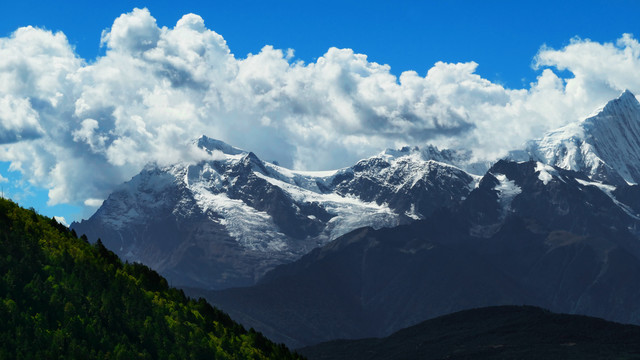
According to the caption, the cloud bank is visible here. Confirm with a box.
[1,8,639,212]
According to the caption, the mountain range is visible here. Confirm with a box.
[72,90,640,349]
[72,136,476,289]
[194,157,640,347]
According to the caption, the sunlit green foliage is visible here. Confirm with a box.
[0,198,302,359]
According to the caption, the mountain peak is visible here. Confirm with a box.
[620,89,637,101]
[514,90,640,184]
[195,135,246,155]
[381,144,471,166]
[379,144,490,175]
[599,89,639,115]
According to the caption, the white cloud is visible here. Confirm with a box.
[534,34,640,100]
[0,95,45,143]
[0,174,7,183]
[0,8,639,216]
[100,8,160,53]
[84,198,104,207]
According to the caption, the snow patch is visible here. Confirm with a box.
[253,171,400,240]
[535,162,556,185]
[53,216,68,227]
[575,178,616,193]
[493,173,522,214]
[405,203,422,220]
[190,185,289,252]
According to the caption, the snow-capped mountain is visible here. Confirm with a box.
[71,136,476,289]
[190,92,640,346]
[202,159,640,347]
[69,90,640,348]
[330,145,477,220]
[510,90,640,185]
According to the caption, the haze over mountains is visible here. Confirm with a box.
[72,90,640,349]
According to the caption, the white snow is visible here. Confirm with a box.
[405,203,422,220]
[493,173,522,214]
[253,171,400,240]
[191,184,289,252]
[53,216,68,227]
[261,162,339,193]
[535,162,556,185]
[288,168,341,178]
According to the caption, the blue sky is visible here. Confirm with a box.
[0,0,639,224]
[3,1,638,87]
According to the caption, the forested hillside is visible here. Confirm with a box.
[0,198,302,359]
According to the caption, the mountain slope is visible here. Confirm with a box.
[195,220,528,348]
[511,90,640,185]
[197,159,640,347]
[72,136,476,289]
[299,306,640,360]
[0,198,301,359]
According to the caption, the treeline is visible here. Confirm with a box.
[0,198,303,359]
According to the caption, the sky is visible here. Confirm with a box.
[0,0,639,224]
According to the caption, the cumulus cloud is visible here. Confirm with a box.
[535,34,640,100]
[0,7,639,215]
[101,8,161,53]
[0,95,44,143]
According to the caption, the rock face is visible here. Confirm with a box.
[72,136,476,289]
[200,159,640,348]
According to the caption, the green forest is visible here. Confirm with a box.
[0,198,303,359]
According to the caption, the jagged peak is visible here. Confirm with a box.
[510,90,640,185]
[194,135,246,156]
[380,144,471,164]
[619,89,638,102]
[579,90,640,133]
[523,90,640,146]
[604,89,638,107]
[587,89,639,118]
[241,151,268,172]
